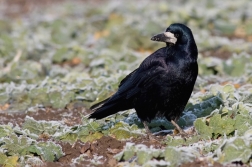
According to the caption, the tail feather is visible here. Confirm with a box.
[89,102,122,119]
[89,99,132,119]
[90,98,110,110]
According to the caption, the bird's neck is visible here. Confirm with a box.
[165,43,198,61]
[165,45,174,54]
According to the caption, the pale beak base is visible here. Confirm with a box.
[151,32,177,44]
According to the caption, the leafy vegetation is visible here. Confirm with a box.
[1,0,252,166]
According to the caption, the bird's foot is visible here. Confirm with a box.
[143,121,160,143]
[171,120,191,138]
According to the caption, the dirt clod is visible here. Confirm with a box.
[80,142,91,154]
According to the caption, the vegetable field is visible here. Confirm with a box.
[0,0,252,166]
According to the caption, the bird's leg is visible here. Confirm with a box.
[143,121,152,135]
[143,121,156,141]
[171,120,187,136]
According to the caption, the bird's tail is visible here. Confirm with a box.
[90,98,109,110]
[88,98,130,120]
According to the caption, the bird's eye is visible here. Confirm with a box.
[175,33,179,38]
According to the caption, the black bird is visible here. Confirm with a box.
[89,23,198,138]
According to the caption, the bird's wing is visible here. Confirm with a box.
[115,56,177,99]
[125,66,170,99]
[118,68,138,87]
[91,49,175,107]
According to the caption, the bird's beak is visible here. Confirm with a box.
[151,32,177,44]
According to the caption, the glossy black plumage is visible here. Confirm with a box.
[89,23,198,132]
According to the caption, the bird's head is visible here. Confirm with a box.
[151,23,195,47]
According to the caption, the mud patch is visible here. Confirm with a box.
[84,136,126,167]
[0,112,25,126]
[130,135,166,149]
[41,136,125,167]
[0,107,89,126]
[43,140,87,167]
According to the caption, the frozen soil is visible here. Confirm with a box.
[43,136,126,167]
[0,108,242,167]
[0,107,89,127]
[1,0,251,166]
[0,108,166,166]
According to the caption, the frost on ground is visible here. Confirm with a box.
[1,0,252,166]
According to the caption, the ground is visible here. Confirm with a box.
[0,107,244,167]
[1,0,252,166]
